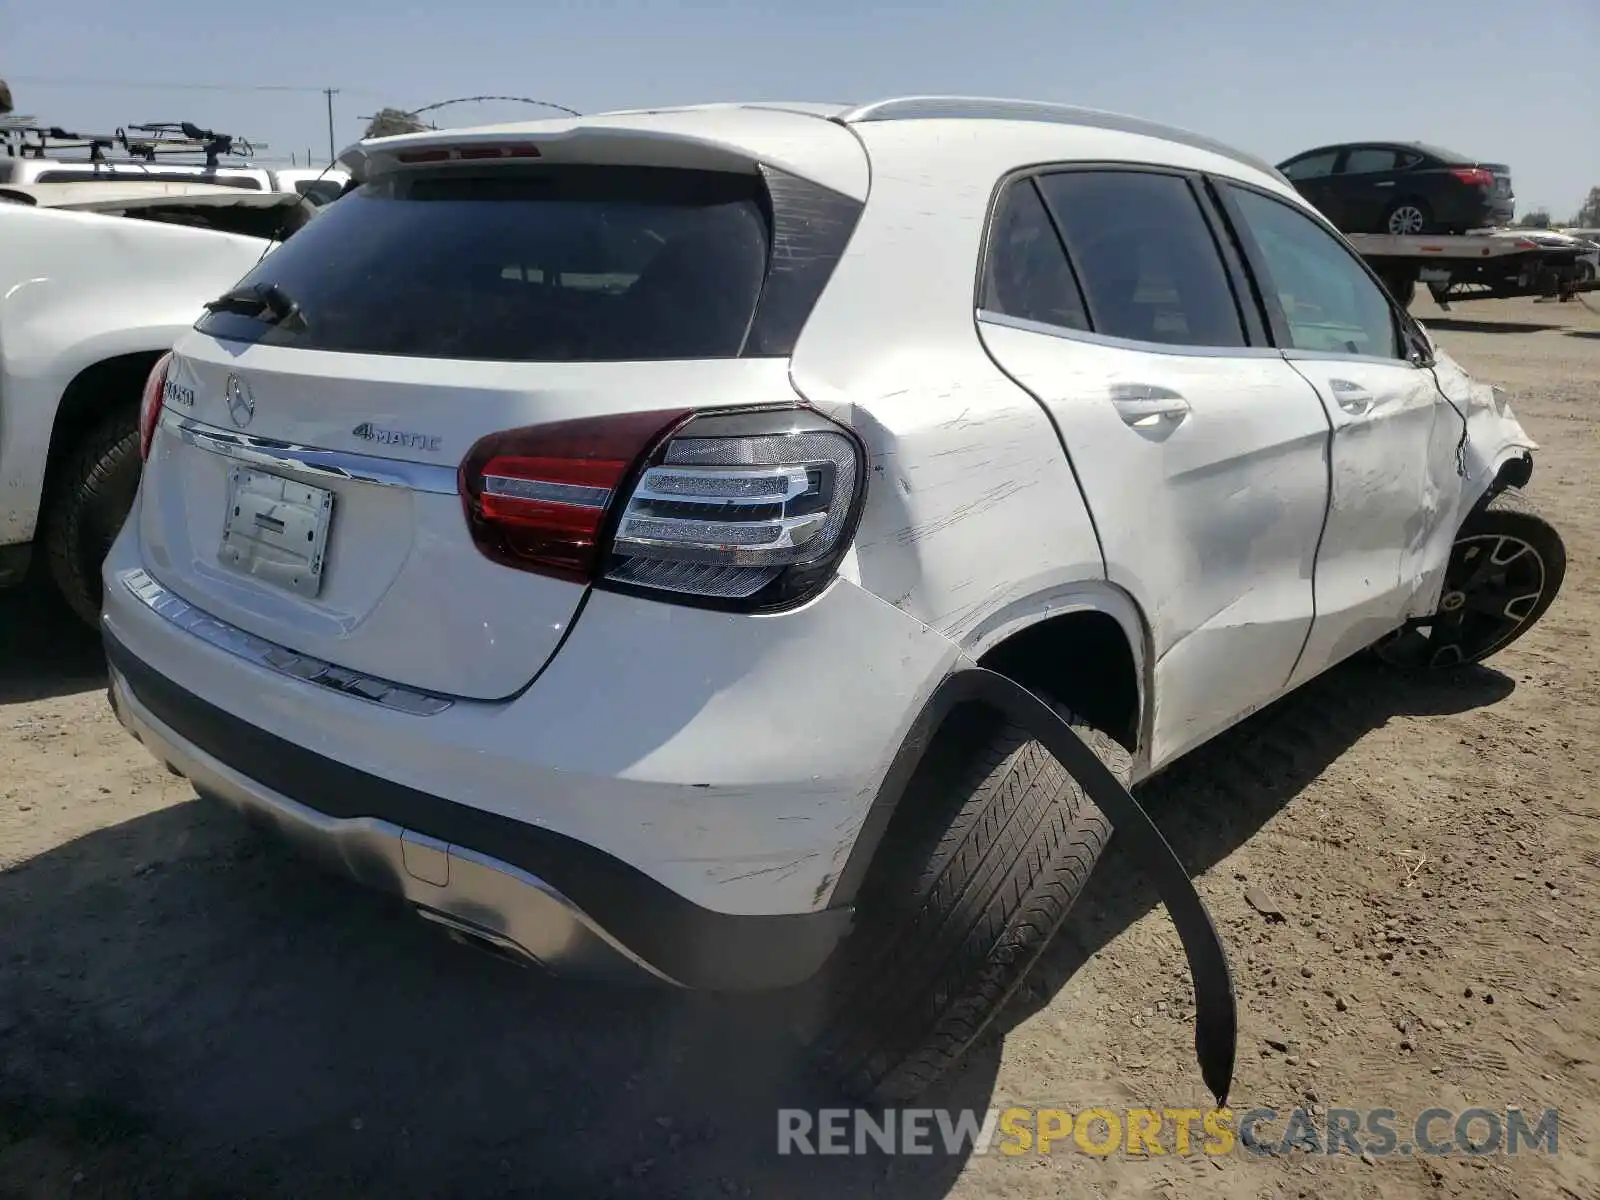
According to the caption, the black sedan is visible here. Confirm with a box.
[1276,141,1514,235]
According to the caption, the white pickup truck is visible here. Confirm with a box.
[0,157,352,206]
[0,180,315,622]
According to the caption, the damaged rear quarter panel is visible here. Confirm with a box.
[786,123,1107,654]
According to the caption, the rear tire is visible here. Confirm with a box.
[802,705,1127,1102]
[42,409,141,629]
[1375,489,1566,670]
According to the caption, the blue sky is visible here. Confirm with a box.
[7,0,1598,215]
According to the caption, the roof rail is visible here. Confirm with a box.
[837,96,1286,181]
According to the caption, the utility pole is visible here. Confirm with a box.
[323,87,339,166]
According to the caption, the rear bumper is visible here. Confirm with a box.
[105,634,855,991]
[103,495,960,918]
[1433,188,1511,232]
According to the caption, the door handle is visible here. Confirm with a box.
[1111,392,1191,428]
[1375,181,1396,188]
[1330,379,1377,415]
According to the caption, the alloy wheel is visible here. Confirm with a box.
[1387,205,1427,235]
[1420,531,1548,668]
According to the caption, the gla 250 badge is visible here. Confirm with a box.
[161,378,196,409]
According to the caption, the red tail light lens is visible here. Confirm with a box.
[459,409,692,582]
[1450,167,1494,187]
[138,352,173,461]
[460,405,869,610]
[396,144,542,164]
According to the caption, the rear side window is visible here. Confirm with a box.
[1035,171,1246,348]
[195,164,860,361]
[979,179,1090,331]
[293,179,344,206]
[1280,151,1339,181]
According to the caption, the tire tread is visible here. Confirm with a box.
[42,409,140,627]
[808,709,1123,1101]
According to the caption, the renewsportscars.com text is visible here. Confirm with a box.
[777,1106,1559,1158]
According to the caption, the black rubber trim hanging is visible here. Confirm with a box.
[956,666,1237,1106]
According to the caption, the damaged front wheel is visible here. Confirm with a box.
[1377,489,1567,669]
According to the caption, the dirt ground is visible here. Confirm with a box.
[2,296,1597,1200]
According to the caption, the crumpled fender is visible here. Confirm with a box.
[1430,345,1539,514]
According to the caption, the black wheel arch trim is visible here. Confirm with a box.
[1467,450,1534,520]
[834,665,1237,1105]
[102,630,854,993]
[1489,450,1533,497]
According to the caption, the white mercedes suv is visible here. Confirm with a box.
[102,96,1566,1102]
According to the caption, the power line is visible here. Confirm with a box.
[407,95,581,118]
[7,75,379,96]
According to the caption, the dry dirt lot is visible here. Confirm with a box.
[1,296,1597,1200]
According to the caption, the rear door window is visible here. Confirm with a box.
[1034,170,1247,348]
[195,164,851,361]
[1341,148,1399,174]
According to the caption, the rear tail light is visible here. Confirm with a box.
[138,351,173,461]
[1450,167,1494,187]
[460,406,867,610]
[459,409,692,584]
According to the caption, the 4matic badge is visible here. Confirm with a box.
[352,423,443,452]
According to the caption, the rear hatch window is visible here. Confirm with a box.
[196,163,858,361]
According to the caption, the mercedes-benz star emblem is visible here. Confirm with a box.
[225,374,255,429]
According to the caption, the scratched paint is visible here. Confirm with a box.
[88,106,1549,936]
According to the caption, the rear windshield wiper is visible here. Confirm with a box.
[203,282,307,329]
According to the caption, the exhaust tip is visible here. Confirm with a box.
[443,928,531,968]
[415,905,538,969]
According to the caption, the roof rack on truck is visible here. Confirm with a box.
[1,118,267,169]
[1349,229,1600,310]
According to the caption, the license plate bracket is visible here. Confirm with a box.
[219,467,335,598]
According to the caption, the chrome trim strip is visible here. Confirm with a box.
[161,411,460,495]
[120,568,453,715]
[841,96,1288,184]
[977,309,1289,360]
